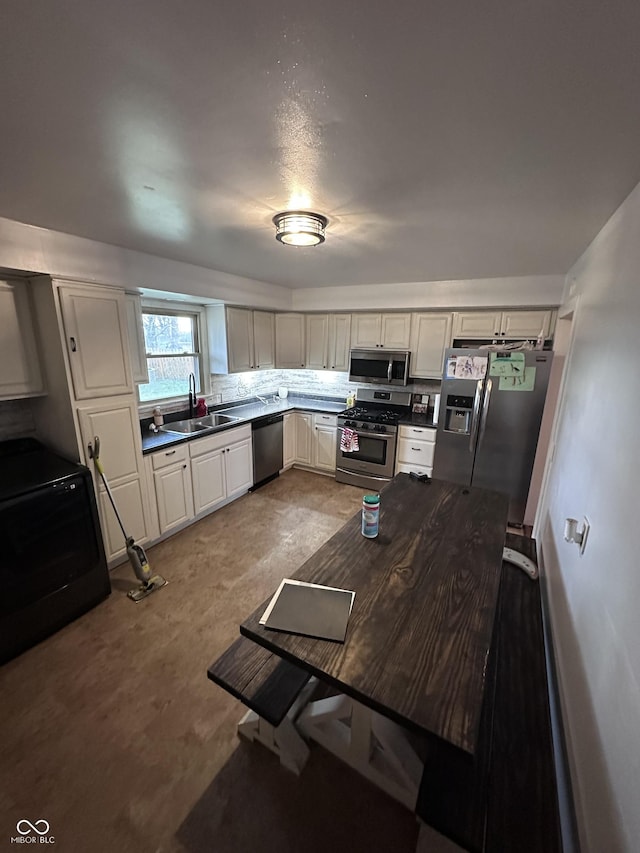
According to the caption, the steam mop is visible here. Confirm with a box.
[88,437,167,601]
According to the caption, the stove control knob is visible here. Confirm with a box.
[376,425,386,433]
[360,423,369,430]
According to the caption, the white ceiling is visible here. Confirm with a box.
[2,1,640,289]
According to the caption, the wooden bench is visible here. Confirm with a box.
[415,534,574,852]
[207,635,314,773]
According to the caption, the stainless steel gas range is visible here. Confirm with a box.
[335,389,412,490]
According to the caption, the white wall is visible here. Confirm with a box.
[0,214,564,312]
[538,181,640,851]
[0,215,292,310]
[292,274,564,311]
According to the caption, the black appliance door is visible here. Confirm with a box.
[349,352,391,382]
[0,475,102,617]
[336,431,395,478]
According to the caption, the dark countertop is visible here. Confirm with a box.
[141,395,346,454]
[398,413,438,429]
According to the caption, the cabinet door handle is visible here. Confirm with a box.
[166,450,176,456]
[182,464,187,469]
[69,336,77,352]
[411,447,422,451]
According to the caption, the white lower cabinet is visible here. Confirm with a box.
[191,448,226,515]
[294,412,313,466]
[151,445,194,534]
[314,414,337,472]
[395,425,437,477]
[287,411,337,473]
[189,424,253,515]
[283,413,296,469]
[76,396,153,562]
[224,437,253,497]
[146,425,253,539]
[97,478,150,562]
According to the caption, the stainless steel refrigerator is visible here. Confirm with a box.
[432,348,553,525]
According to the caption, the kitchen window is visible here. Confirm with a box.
[138,308,203,403]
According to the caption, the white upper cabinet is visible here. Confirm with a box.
[305,314,329,369]
[303,313,351,371]
[226,307,254,372]
[381,313,412,348]
[275,313,306,368]
[124,293,149,384]
[351,313,411,349]
[351,313,381,348]
[0,280,45,400]
[252,311,276,370]
[451,311,503,339]
[500,310,554,339]
[327,314,351,371]
[208,306,275,373]
[452,310,554,339]
[58,282,133,400]
[409,313,453,379]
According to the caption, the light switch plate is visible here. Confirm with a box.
[580,516,590,554]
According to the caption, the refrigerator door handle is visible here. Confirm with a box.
[469,380,483,452]
[477,378,493,449]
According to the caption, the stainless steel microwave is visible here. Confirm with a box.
[349,349,411,386]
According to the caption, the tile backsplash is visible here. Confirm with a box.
[209,369,441,406]
[0,400,36,440]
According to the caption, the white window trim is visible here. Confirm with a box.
[137,299,210,416]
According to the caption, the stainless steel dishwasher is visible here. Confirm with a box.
[251,414,284,489]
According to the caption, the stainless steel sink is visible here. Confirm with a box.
[160,413,239,435]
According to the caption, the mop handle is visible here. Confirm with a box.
[87,436,129,541]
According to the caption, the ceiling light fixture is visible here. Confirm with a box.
[273,210,327,246]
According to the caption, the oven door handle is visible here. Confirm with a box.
[338,426,395,445]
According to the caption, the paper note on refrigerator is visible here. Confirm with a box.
[499,366,536,391]
[446,355,488,380]
[489,351,525,377]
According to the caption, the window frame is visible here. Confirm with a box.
[137,300,209,409]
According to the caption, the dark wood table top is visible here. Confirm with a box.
[241,473,508,754]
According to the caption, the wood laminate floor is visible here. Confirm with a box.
[0,470,422,853]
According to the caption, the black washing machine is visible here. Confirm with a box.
[0,437,110,664]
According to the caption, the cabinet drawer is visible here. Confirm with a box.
[151,444,189,470]
[399,425,436,443]
[396,437,435,467]
[189,423,252,458]
[314,413,337,428]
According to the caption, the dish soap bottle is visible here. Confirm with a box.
[346,391,355,408]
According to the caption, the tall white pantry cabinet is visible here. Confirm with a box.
[29,277,154,564]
